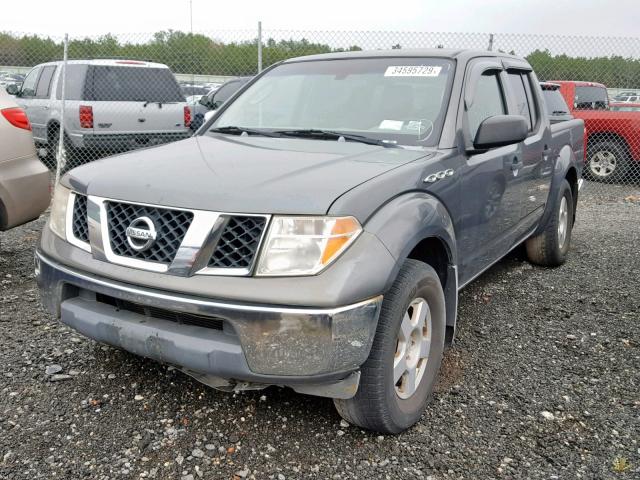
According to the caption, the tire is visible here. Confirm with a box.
[42,124,60,171]
[333,259,446,434]
[585,140,629,183]
[46,124,80,174]
[525,179,574,267]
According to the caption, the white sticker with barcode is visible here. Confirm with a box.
[384,65,442,77]
[379,120,404,130]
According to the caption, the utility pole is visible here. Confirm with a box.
[189,0,194,86]
[257,21,263,73]
[56,34,69,184]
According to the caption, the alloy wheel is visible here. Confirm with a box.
[589,150,617,178]
[557,196,569,249]
[394,297,432,399]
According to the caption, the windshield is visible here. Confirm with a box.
[541,88,570,115]
[181,85,210,97]
[574,86,608,110]
[209,57,455,146]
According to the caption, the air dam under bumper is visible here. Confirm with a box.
[35,251,382,395]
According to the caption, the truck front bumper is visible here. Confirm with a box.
[35,251,382,396]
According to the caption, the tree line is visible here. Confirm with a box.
[1,31,639,87]
[0,31,360,76]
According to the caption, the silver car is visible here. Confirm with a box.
[9,59,191,166]
[0,89,50,230]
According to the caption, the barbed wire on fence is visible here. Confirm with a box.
[1,27,639,187]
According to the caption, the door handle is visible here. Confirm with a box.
[43,106,50,110]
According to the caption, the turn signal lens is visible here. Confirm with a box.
[321,217,361,264]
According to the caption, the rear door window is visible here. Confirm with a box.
[55,64,89,100]
[507,71,533,130]
[522,73,539,129]
[83,66,184,102]
[35,66,56,98]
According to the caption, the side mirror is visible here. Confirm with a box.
[203,110,216,123]
[473,115,528,150]
[198,96,209,107]
[6,84,19,95]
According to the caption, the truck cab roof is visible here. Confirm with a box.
[282,48,526,64]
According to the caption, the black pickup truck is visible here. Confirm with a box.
[36,49,584,433]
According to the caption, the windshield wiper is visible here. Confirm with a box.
[209,126,283,138]
[275,129,398,148]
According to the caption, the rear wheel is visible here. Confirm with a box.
[333,260,446,434]
[586,140,629,182]
[526,179,574,267]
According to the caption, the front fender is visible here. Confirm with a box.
[365,192,458,330]
[366,192,457,265]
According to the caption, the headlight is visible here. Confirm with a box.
[256,216,362,276]
[48,184,71,240]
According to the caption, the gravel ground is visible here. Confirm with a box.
[1,183,638,480]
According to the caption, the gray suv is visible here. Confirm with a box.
[36,49,584,433]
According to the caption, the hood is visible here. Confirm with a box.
[65,135,431,214]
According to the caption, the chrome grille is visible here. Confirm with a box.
[208,216,267,269]
[106,201,193,265]
[72,194,90,243]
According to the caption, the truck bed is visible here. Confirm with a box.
[550,118,585,165]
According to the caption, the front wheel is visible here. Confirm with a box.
[42,124,61,171]
[333,260,446,434]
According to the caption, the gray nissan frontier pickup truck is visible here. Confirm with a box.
[36,49,584,433]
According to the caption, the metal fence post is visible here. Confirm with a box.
[488,33,494,51]
[55,33,68,185]
[257,21,263,73]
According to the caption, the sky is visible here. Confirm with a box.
[2,0,639,38]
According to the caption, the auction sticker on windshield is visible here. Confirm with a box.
[384,65,442,77]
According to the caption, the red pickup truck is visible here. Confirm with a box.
[553,81,640,182]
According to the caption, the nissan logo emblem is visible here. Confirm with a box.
[125,216,157,252]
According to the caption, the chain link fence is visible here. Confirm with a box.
[2,28,640,190]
